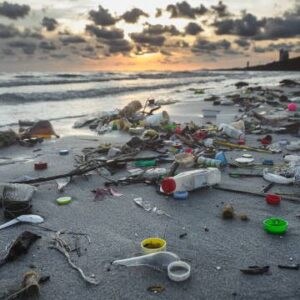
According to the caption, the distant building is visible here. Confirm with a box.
[279,49,289,62]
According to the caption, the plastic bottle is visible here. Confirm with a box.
[197,157,223,168]
[161,168,221,194]
[294,165,300,185]
[143,168,167,179]
[144,111,170,127]
[219,123,245,140]
[215,151,227,166]
[135,160,157,167]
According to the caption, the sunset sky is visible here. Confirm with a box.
[0,0,299,72]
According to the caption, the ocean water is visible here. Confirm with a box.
[0,70,299,135]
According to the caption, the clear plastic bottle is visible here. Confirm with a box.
[219,123,245,140]
[161,168,221,194]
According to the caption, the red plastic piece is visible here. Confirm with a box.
[161,178,176,194]
[260,135,273,145]
[266,194,281,205]
[34,162,48,170]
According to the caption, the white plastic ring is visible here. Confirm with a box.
[167,261,191,282]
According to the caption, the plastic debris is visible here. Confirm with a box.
[0,215,44,230]
[263,169,294,185]
[113,251,191,282]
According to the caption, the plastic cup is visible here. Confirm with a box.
[141,237,167,254]
[265,194,281,205]
[263,218,288,235]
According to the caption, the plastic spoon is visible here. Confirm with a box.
[113,251,180,270]
[0,214,44,230]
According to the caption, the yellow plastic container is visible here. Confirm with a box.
[141,237,167,254]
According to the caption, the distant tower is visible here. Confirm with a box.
[246,61,250,69]
[279,49,289,62]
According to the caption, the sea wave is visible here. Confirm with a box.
[0,80,211,103]
[0,71,226,88]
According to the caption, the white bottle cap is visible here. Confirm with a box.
[167,261,191,282]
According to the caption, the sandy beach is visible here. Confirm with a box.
[1,78,300,299]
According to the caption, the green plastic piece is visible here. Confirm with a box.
[56,196,72,205]
[263,218,288,235]
[134,160,157,167]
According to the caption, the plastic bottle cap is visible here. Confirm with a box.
[141,237,167,254]
[288,103,297,111]
[34,162,48,170]
[265,194,281,205]
[263,218,288,235]
[56,196,72,205]
[167,261,191,282]
[161,178,176,194]
[59,150,69,155]
[173,191,189,200]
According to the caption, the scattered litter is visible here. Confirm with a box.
[141,237,166,254]
[0,231,41,267]
[133,197,171,217]
[113,251,191,282]
[263,218,288,235]
[147,285,165,294]
[56,196,72,205]
[222,204,234,219]
[0,215,44,230]
[278,264,299,270]
[240,266,269,275]
[56,177,71,193]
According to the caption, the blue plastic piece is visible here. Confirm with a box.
[173,191,189,200]
[263,159,274,166]
[215,151,227,166]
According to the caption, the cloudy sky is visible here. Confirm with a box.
[0,0,299,72]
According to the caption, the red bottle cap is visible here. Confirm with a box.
[161,178,176,194]
[266,194,281,205]
[34,162,48,170]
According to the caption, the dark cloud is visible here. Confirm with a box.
[107,38,132,53]
[235,38,251,48]
[254,42,300,53]
[0,23,19,38]
[130,32,165,46]
[213,13,265,37]
[86,25,124,39]
[89,5,117,26]
[21,28,43,39]
[166,1,208,19]
[86,24,131,54]
[211,1,231,18]
[60,35,86,45]
[0,1,30,19]
[155,8,162,18]
[42,17,58,32]
[122,8,149,23]
[185,22,203,35]
[8,40,36,55]
[2,48,14,55]
[39,41,56,50]
[143,24,180,36]
[192,38,231,53]
[255,17,300,40]
[213,4,300,40]
[51,53,68,59]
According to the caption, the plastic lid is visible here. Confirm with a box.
[56,196,72,205]
[161,178,176,194]
[167,261,191,282]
